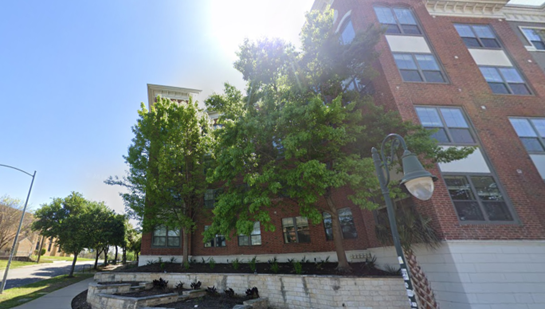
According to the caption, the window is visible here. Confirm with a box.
[510,118,545,153]
[416,107,476,144]
[522,28,545,50]
[204,226,226,247]
[340,18,355,44]
[454,24,500,48]
[204,189,216,209]
[323,208,357,240]
[238,222,262,246]
[282,217,310,243]
[444,175,513,222]
[479,66,530,95]
[374,7,421,35]
[152,226,180,247]
[393,53,445,83]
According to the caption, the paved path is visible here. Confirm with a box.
[1,260,95,290]
[11,277,94,309]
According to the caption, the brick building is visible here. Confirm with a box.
[140,1,545,308]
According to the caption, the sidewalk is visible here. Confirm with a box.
[11,277,94,309]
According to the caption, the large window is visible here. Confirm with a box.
[340,18,355,44]
[323,208,357,240]
[204,189,220,209]
[374,7,421,35]
[444,175,513,222]
[152,226,180,247]
[204,226,226,248]
[416,107,476,145]
[454,24,500,48]
[238,222,262,246]
[393,53,445,83]
[282,217,310,243]
[479,66,530,95]
[510,117,545,180]
[521,28,545,50]
[510,118,545,153]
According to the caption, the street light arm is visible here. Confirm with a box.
[0,164,34,177]
[377,133,408,186]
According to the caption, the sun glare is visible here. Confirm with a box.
[209,0,314,60]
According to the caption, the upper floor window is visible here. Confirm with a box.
[521,28,545,50]
[444,175,513,222]
[323,208,357,240]
[416,107,475,145]
[204,226,226,247]
[393,53,446,83]
[454,24,500,48]
[374,7,421,35]
[204,189,222,209]
[238,222,262,246]
[340,18,355,44]
[282,216,310,244]
[479,66,530,95]
[509,118,545,153]
[152,226,180,247]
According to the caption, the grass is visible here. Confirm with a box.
[0,256,94,270]
[0,273,94,309]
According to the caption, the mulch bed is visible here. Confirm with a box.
[154,295,249,308]
[118,261,396,277]
[72,290,92,309]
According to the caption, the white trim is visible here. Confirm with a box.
[518,25,545,52]
[335,10,352,33]
[468,49,512,66]
[147,84,201,110]
[386,35,431,53]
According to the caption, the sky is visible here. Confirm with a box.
[0,0,543,222]
[0,0,315,222]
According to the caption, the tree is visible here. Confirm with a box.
[32,192,95,277]
[106,96,215,263]
[375,199,441,309]
[83,202,119,269]
[0,196,33,251]
[204,9,472,272]
[127,231,142,263]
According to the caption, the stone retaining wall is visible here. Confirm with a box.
[94,272,408,309]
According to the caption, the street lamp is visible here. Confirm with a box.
[0,164,36,294]
[371,134,436,309]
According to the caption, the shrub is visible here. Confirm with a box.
[209,257,216,270]
[245,287,259,299]
[231,258,240,270]
[268,257,279,274]
[293,260,303,274]
[248,256,258,273]
[153,278,168,290]
[191,281,202,289]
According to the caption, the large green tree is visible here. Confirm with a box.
[106,97,214,263]
[32,192,95,277]
[204,9,471,272]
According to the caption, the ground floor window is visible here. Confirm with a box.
[282,216,310,243]
[323,208,358,240]
[152,226,180,247]
[238,222,262,246]
[204,226,226,247]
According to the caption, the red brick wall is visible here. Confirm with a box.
[334,0,545,241]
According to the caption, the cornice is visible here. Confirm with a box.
[147,84,201,109]
[503,4,545,22]
[425,0,509,18]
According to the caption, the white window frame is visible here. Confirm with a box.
[519,26,545,52]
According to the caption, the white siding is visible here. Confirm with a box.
[386,35,431,53]
[469,49,512,67]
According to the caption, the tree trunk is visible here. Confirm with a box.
[36,235,46,263]
[103,247,109,265]
[136,252,139,264]
[68,253,78,277]
[182,228,189,264]
[122,246,127,264]
[325,195,351,273]
[114,246,118,264]
[405,248,440,309]
[94,248,102,270]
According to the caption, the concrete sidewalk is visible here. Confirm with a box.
[11,277,94,309]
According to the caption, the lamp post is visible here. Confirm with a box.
[0,164,36,294]
[371,134,436,308]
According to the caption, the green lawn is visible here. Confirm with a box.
[0,256,94,270]
[0,273,94,309]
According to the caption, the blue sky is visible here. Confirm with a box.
[0,0,314,219]
[1,0,542,220]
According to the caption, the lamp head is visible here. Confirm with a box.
[400,150,437,201]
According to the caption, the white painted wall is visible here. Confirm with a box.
[386,35,431,53]
[468,49,512,67]
[369,240,545,309]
